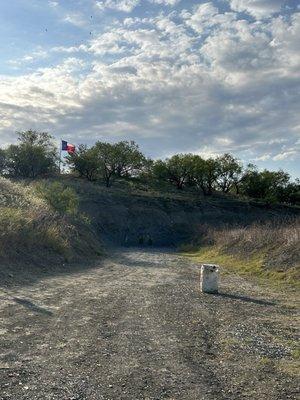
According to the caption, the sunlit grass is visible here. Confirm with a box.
[0,177,101,263]
[183,245,299,288]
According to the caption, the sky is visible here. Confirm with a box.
[0,0,299,177]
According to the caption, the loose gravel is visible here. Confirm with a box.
[0,248,299,399]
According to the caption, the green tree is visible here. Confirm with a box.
[192,156,219,195]
[0,148,6,175]
[276,179,300,205]
[67,141,147,185]
[67,145,99,181]
[114,141,146,177]
[216,153,243,193]
[241,167,290,203]
[94,142,119,187]
[152,154,195,189]
[6,130,57,178]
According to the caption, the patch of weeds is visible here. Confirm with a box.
[257,356,277,374]
[279,359,300,377]
[258,356,273,366]
[183,245,300,288]
[291,347,300,360]
[35,181,79,215]
[219,336,241,357]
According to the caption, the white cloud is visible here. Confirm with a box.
[95,0,140,13]
[184,2,218,32]
[95,0,179,12]
[273,150,297,161]
[63,12,87,27]
[229,0,284,19]
[253,154,271,161]
[1,2,300,169]
[150,0,180,5]
[48,1,58,6]
[7,48,49,68]
[51,45,88,54]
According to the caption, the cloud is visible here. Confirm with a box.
[48,1,58,7]
[95,0,179,12]
[229,0,284,19]
[253,154,271,161]
[7,48,49,68]
[63,12,87,27]
[273,150,298,161]
[51,45,88,54]
[95,0,140,13]
[1,1,300,172]
[150,0,180,5]
[88,31,130,55]
[184,2,220,33]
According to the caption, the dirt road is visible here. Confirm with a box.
[0,248,298,399]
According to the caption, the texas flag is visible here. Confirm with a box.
[62,140,75,154]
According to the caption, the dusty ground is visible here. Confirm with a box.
[0,248,299,400]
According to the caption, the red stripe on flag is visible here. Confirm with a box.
[67,144,75,154]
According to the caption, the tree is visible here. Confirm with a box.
[0,148,7,175]
[276,179,300,205]
[5,130,58,178]
[241,167,290,203]
[152,154,195,189]
[114,141,146,177]
[94,142,120,187]
[67,145,99,181]
[18,130,54,147]
[216,153,243,193]
[192,156,219,195]
[67,141,147,186]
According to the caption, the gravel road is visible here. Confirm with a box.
[0,248,298,399]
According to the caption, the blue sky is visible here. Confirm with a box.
[0,0,299,177]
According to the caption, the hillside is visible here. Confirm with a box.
[68,177,300,284]
[0,178,102,284]
[64,177,299,246]
[1,176,299,285]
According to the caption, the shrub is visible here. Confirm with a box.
[35,182,79,215]
[0,178,70,258]
[0,177,101,264]
[5,130,58,179]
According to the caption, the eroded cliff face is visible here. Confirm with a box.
[79,184,298,246]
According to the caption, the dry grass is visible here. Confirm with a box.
[0,178,101,265]
[208,219,300,270]
[182,218,300,285]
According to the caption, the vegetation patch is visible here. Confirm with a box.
[0,177,102,269]
[184,245,299,287]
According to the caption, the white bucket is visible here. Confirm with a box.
[200,264,219,294]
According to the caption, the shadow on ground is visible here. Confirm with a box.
[12,297,54,316]
[0,246,175,289]
[214,292,276,306]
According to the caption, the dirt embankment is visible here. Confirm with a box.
[75,180,299,247]
[0,178,102,282]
